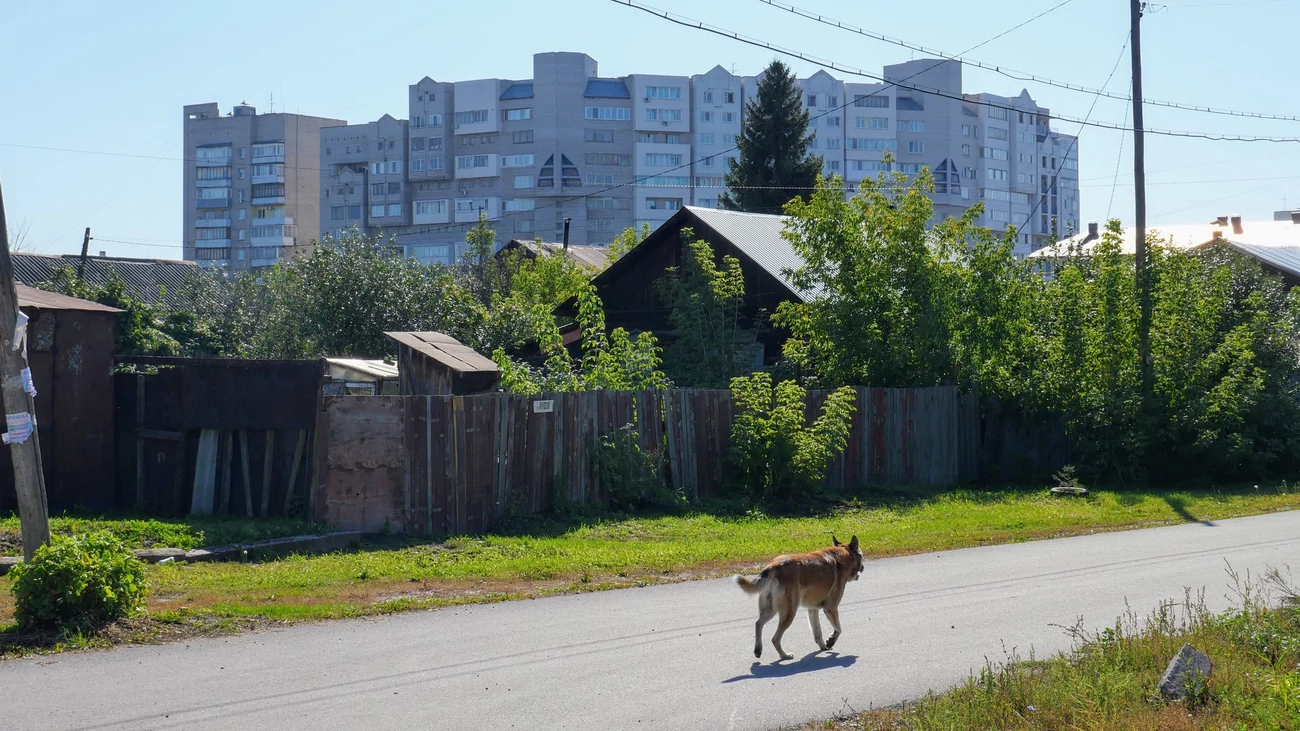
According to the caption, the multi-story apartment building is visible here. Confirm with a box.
[182,103,345,269]
[305,52,1078,264]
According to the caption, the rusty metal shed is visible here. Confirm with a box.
[0,285,121,512]
[383,332,500,395]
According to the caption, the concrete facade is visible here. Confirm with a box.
[304,53,1080,264]
[182,103,345,269]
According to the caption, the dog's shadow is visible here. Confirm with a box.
[721,651,858,683]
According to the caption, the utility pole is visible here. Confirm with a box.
[1131,0,1152,398]
[0,178,50,561]
[77,227,91,283]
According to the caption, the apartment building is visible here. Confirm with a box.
[307,52,1079,264]
[182,103,345,269]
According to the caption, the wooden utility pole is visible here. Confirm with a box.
[0,178,50,560]
[77,227,91,282]
[1131,0,1152,396]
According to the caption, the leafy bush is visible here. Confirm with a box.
[590,423,683,511]
[728,372,856,502]
[9,531,149,630]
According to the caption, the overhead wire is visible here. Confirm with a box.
[755,0,1300,123]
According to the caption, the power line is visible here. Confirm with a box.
[1107,82,1133,221]
[613,0,1300,144]
[1019,36,1129,239]
[756,0,1300,123]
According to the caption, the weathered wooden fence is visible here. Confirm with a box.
[314,386,981,537]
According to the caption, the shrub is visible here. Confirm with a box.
[728,372,856,503]
[590,423,683,511]
[9,531,149,630]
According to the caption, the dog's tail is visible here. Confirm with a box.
[734,568,770,595]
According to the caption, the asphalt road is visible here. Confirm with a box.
[3,510,1298,731]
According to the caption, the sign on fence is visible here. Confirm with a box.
[532,399,554,414]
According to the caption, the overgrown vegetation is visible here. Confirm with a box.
[728,372,857,502]
[8,532,148,630]
[589,423,682,511]
[776,168,1300,484]
[809,566,1300,730]
[0,514,321,557]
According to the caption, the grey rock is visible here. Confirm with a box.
[1159,643,1212,701]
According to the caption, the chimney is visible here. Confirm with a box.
[98,250,106,257]
[562,217,572,251]
[1230,215,1243,235]
[1215,215,1229,226]
[1212,231,1223,240]
[1084,222,1099,243]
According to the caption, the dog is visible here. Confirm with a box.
[735,535,864,660]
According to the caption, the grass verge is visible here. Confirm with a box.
[0,514,321,557]
[3,484,1300,659]
[797,566,1300,730]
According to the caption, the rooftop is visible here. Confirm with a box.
[12,253,199,308]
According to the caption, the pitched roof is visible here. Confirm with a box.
[1027,220,1300,280]
[12,253,199,308]
[680,207,807,298]
[501,240,611,270]
[383,331,499,374]
[16,284,122,313]
[500,83,534,100]
[584,79,631,99]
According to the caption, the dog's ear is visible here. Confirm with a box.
[832,536,840,547]
[849,535,859,551]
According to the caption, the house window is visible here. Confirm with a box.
[370,204,385,218]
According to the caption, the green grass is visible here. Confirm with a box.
[3,484,1300,658]
[804,567,1300,730]
[0,514,322,556]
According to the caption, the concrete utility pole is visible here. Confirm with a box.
[0,178,50,560]
[1131,0,1152,397]
[77,227,91,283]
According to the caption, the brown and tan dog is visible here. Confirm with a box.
[735,535,864,660]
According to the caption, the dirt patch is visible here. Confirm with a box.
[0,532,21,557]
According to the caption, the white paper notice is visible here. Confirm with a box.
[2,412,33,445]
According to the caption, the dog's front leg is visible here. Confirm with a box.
[823,606,842,649]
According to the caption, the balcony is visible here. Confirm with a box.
[195,239,231,248]
[196,198,231,209]
[196,259,228,269]
[252,173,286,185]
[195,217,232,228]
[195,156,232,167]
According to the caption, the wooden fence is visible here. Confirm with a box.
[314,386,982,537]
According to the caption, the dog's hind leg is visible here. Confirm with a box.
[753,593,776,658]
[808,608,827,652]
[770,592,797,660]
[823,605,842,650]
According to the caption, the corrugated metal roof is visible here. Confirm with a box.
[326,358,399,380]
[1027,220,1300,280]
[383,331,499,374]
[16,284,122,313]
[12,253,198,308]
[684,207,814,299]
[584,79,631,99]
[500,83,534,100]
[504,240,610,270]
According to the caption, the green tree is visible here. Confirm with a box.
[655,232,750,388]
[491,283,667,394]
[609,223,651,262]
[774,168,965,388]
[720,59,822,213]
[39,266,200,356]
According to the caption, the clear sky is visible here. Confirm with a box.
[2,0,1298,259]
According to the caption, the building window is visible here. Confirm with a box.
[584,128,614,143]
[980,147,1009,161]
[703,91,714,104]
[722,112,735,123]
[252,142,284,157]
[454,110,490,125]
[411,159,425,172]
[411,138,426,152]
[456,155,490,170]
[826,116,841,127]
[586,174,615,185]
[987,168,1008,181]
[847,138,895,151]
[988,107,1009,121]
[700,133,715,145]
[585,106,631,121]
[897,120,924,133]
[585,153,632,166]
[388,182,401,194]
[645,108,683,122]
[987,126,1008,141]
[348,205,362,218]
[371,183,385,196]
[428,157,444,171]
[501,154,535,168]
[514,175,534,189]
[503,108,533,122]
[415,200,448,216]
[700,111,714,123]
[644,86,682,99]
[428,114,444,127]
[645,198,682,211]
[827,138,841,149]
[807,94,818,107]
[724,91,736,104]
[827,160,841,171]
[514,220,534,233]
[908,141,925,154]
[237,169,246,179]
[429,138,443,151]
[503,199,536,211]
[899,163,922,174]
[962,144,971,157]
[388,203,401,216]
[854,95,889,108]
[455,200,476,213]
[513,130,534,144]
[645,153,682,166]
[371,204,385,218]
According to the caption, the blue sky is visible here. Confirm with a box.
[2,0,1297,259]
